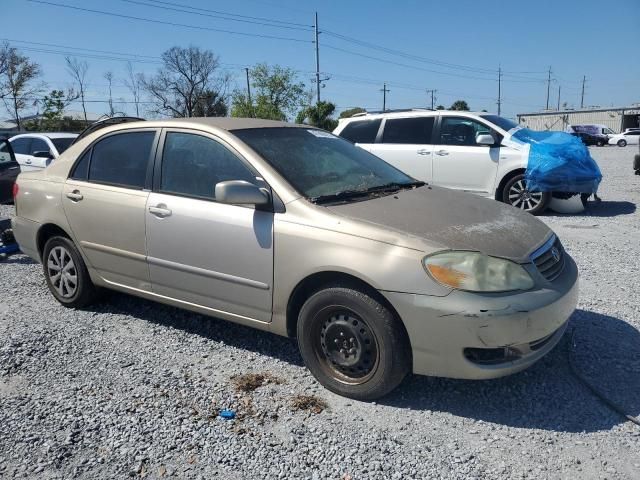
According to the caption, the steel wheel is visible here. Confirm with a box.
[314,308,380,385]
[508,179,544,211]
[47,245,78,298]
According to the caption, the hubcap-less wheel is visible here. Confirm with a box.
[508,179,544,211]
[316,310,379,384]
[47,246,78,298]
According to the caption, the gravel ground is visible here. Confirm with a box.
[1,145,639,479]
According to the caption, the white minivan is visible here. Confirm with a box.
[334,110,550,214]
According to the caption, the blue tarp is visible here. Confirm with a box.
[511,128,602,194]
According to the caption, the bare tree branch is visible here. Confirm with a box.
[65,56,89,122]
[123,61,143,117]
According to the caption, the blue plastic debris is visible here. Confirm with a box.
[218,409,236,420]
[511,128,602,194]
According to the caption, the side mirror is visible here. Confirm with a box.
[33,150,53,158]
[476,133,496,146]
[215,180,270,206]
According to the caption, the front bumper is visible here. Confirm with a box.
[383,254,579,379]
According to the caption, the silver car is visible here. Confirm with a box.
[12,118,579,400]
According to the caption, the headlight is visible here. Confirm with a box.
[423,251,534,292]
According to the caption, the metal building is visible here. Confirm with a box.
[517,106,640,133]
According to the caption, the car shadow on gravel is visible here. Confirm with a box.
[88,292,304,367]
[382,309,640,433]
[581,200,635,217]
[0,254,37,265]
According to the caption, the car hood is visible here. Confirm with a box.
[326,185,552,262]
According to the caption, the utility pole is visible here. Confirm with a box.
[497,66,502,116]
[426,89,437,109]
[245,67,252,117]
[314,11,321,104]
[380,83,390,111]
[545,66,552,110]
[557,84,561,111]
[580,75,586,109]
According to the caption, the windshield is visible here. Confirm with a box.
[233,127,419,201]
[479,114,519,132]
[51,137,75,154]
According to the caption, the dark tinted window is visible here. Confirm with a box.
[626,131,640,136]
[10,137,31,155]
[51,137,74,154]
[70,149,91,180]
[89,131,155,189]
[30,138,50,155]
[479,114,518,131]
[382,117,434,144]
[339,119,381,143]
[161,132,256,200]
[439,117,495,146]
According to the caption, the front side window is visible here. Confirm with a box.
[479,114,518,132]
[439,117,495,146]
[10,137,31,155]
[89,131,155,189]
[160,132,256,200]
[234,128,417,200]
[29,138,50,155]
[338,119,381,143]
[382,117,435,144]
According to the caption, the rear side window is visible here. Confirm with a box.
[51,137,74,154]
[30,138,50,155]
[10,137,31,155]
[89,131,155,189]
[160,132,256,200]
[339,119,381,143]
[382,117,435,144]
[70,149,91,180]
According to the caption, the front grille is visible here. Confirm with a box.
[531,236,565,281]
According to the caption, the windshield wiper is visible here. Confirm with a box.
[365,181,425,193]
[310,189,375,204]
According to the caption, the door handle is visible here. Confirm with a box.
[417,149,430,155]
[25,159,32,164]
[148,205,172,217]
[66,190,83,202]
[435,150,449,156]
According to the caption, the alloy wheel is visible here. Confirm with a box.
[508,179,544,211]
[47,246,78,298]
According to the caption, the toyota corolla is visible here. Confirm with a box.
[12,118,579,400]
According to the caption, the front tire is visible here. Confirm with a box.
[501,174,550,215]
[617,139,627,147]
[43,236,98,308]
[297,285,411,401]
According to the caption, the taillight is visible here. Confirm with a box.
[12,182,19,199]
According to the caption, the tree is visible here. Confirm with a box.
[232,63,306,121]
[296,101,338,131]
[0,43,42,130]
[65,57,89,122]
[123,61,143,117]
[38,89,79,131]
[192,89,227,117]
[436,105,445,110]
[339,107,365,119]
[142,46,229,118]
[104,71,115,116]
[450,100,470,111]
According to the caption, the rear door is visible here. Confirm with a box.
[369,116,435,181]
[0,139,20,203]
[432,116,501,195]
[145,129,274,323]
[62,129,159,290]
[625,131,640,145]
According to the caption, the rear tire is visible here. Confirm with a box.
[297,285,411,401]
[617,139,627,147]
[501,174,550,215]
[43,236,98,308]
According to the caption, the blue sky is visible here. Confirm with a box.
[3,0,639,120]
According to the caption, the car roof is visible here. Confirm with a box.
[134,117,306,131]
[340,110,491,121]
[11,132,78,139]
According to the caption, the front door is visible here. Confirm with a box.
[62,129,158,290]
[145,130,274,323]
[369,116,435,182]
[432,116,500,195]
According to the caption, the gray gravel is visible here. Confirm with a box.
[1,145,639,479]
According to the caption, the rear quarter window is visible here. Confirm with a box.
[338,119,381,143]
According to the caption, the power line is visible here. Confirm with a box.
[26,0,312,44]
[118,0,313,31]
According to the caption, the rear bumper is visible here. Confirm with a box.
[383,255,579,379]
[11,216,41,262]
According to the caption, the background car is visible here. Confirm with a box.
[608,130,640,147]
[571,131,601,146]
[568,124,612,146]
[9,132,77,171]
[0,136,20,204]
